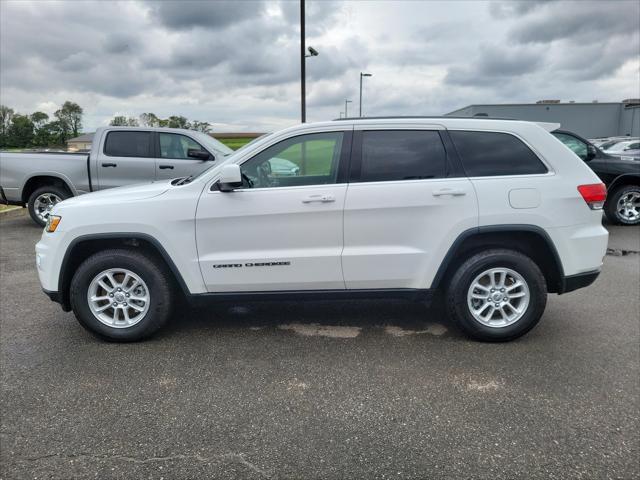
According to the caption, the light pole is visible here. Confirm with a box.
[344,99,352,118]
[359,72,372,117]
[300,0,318,123]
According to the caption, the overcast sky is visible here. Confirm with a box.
[1,0,638,132]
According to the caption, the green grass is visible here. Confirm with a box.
[277,140,337,175]
[0,204,21,213]
[217,137,340,176]
[217,137,255,150]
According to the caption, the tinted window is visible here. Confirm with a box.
[159,133,207,160]
[240,132,343,189]
[553,132,588,160]
[104,131,151,157]
[450,131,547,176]
[359,130,446,182]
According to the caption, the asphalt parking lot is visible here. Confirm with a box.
[1,209,638,480]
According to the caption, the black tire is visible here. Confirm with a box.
[70,249,174,342]
[605,184,640,226]
[445,249,547,342]
[27,185,70,227]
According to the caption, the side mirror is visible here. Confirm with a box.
[586,144,597,161]
[217,164,242,192]
[188,148,212,161]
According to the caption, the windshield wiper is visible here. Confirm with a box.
[175,175,194,186]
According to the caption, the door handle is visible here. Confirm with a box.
[432,188,466,197]
[302,194,335,203]
[159,165,174,170]
[101,162,117,168]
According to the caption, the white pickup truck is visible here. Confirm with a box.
[0,127,234,225]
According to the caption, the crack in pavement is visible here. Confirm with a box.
[606,248,640,256]
[19,452,271,478]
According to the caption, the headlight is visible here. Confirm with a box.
[45,215,62,233]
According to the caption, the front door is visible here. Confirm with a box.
[155,132,214,181]
[196,131,351,292]
[342,128,478,290]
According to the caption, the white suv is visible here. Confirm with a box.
[35,118,609,342]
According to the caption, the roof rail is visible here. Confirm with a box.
[333,115,519,121]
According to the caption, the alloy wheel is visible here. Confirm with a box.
[87,268,150,328]
[467,267,530,328]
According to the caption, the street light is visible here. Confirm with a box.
[359,72,372,117]
[344,99,352,118]
[300,0,319,123]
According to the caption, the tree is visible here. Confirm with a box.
[33,121,57,147]
[110,116,139,127]
[30,111,49,128]
[166,115,190,129]
[139,112,160,127]
[0,105,14,147]
[54,101,83,142]
[191,120,212,134]
[6,114,35,148]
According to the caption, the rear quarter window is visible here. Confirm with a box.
[450,131,547,177]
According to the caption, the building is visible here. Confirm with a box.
[67,132,94,151]
[446,100,639,139]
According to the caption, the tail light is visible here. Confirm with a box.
[577,183,607,210]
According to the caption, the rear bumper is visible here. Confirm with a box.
[559,269,600,294]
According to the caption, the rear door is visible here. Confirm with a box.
[342,126,478,290]
[96,130,155,190]
[155,132,215,181]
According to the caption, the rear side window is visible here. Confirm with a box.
[359,130,447,182]
[104,131,151,157]
[450,131,547,177]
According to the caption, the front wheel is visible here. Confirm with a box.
[605,185,640,225]
[70,249,174,341]
[445,249,547,342]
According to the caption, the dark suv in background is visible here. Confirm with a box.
[552,130,640,225]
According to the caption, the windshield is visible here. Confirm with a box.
[175,133,275,185]
[190,132,234,156]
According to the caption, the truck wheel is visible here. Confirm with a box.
[28,185,70,227]
[70,249,174,342]
[445,249,547,342]
[605,185,640,225]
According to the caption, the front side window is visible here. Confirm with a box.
[159,133,207,160]
[553,132,588,160]
[240,132,343,189]
[358,130,447,182]
[104,131,151,157]
[450,131,548,177]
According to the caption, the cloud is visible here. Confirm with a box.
[0,0,638,131]
[510,1,639,43]
[145,0,266,30]
[445,45,543,86]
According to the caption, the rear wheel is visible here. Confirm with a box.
[27,185,70,227]
[605,185,640,225]
[445,249,547,342]
[70,249,174,341]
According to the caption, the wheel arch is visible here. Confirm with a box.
[22,175,75,204]
[431,225,565,294]
[607,174,640,193]
[57,233,190,311]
